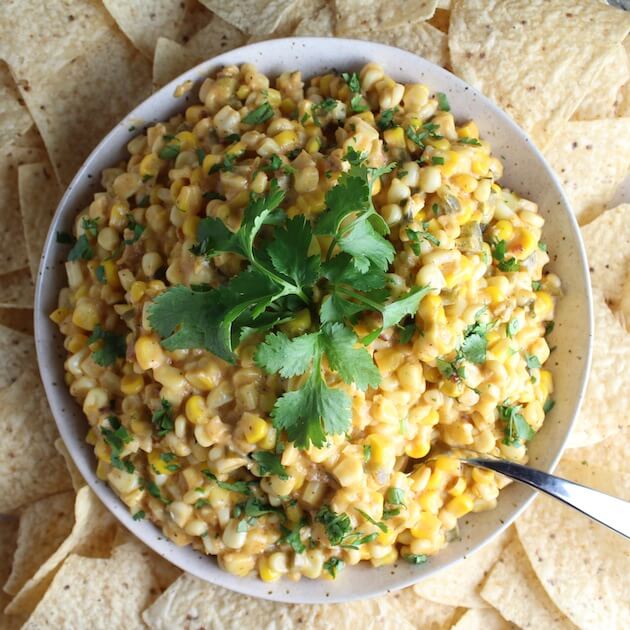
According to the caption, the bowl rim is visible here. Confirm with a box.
[34,36,593,604]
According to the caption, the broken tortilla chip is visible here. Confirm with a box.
[0,323,35,390]
[0,365,71,513]
[0,308,34,335]
[0,516,26,630]
[199,0,298,36]
[480,538,576,629]
[0,61,32,148]
[413,527,514,608]
[543,119,630,225]
[450,607,511,630]
[334,0,438,35]
[152,38,202,90]
[184,12,246,60]
[0,268,35,308]
[54,438,84,491]
[448,0,630,149]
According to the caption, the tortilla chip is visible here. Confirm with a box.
[54,438,84,491]
[153,38,202,90]
[199,0,298,36]
[10,125,45,151]
[428,8,451,34]
[413,527,514,608]
[0,516,26,630]
[175,0,214,45]
[568,288,630,448]
[480,538,576,629]
[294,3,336,36]
[143,573,417,629]
[5,486,116,616]
[450,608,512,630]
[515,459,630,629]
[351,22,449,69]
[0,365,71,513]
[102,0,188,58]
[0,145,46,274]
[573,44,629,121]
[18,161,62,281]
[18,29,152,186]
[3,491,75,596]
[448,0,630,149]
[0,268,35,308]
[543,119,630,225]
[389,589,458,628]
[0,308,34,335]
[0,0,113,84]
[565,425,630,480]
[0,323,35,390]
[0,61,31,148]
[21,542,158,629]
[184,12,246,59]
[334,0,438,34]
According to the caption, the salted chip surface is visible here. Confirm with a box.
[388,589,458,628]
[153,38,202,89]
[351,22,448,68]
[184,13,246,59]
[448,0,630,149]
[4,491,75,596]
[0,516,25,630]
[199,0,298,36]
[143,573,416,630]
[18,29,152,185]
[18,161,61,281]
[21,542,158,629]
[0,366,71,514]
[102,0,188,58]
[0,145,46,274]
[564,427,630,479]
[54,438,84,491]
[450,608,511,630]
[573,43,629,121]
[515,460,630,629]
[294,4,335,37]
[0,268,34,308]
[480,538,576,629]
[0,308,34,335]
[0,323,35,389]
[413,527,513,608]
[334,0,438,34]
[568,288,630,448]
[544,120,630,224]
[0,61,32,148]
[5,486,116,616]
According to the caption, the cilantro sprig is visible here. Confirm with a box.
[498,403,535,447]
[87,325,126,366]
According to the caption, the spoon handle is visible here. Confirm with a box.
[465,457,630,539]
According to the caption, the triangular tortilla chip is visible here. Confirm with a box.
[0,323,35,389]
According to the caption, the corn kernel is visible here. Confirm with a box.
[175,131,197,150]
[405,439,430,459]
[371,547,398,567]
[452,173,477,193]
[182,215,200,239]
[129,281,146,304]
[121,373,144,396]
[534,291,554,320]
[433,456,461,475]
[259,556,280,582]
[448,477,467,497]
[383,126,406,149]
[139,153,163,179]
[510,228,537,260]
[419,490,443,513]
[458,121,479,138]
[67,333,88,354]
[50,307,70,324]
[96,460,109,480]
[148,450,178,475]
[411,512,441,539]
[102,260,120,288]
[445,493,474,517]
[471,154,491,175]
[243,414,269,444]
[273,130,298,152]
[134,335,165,370]
[185,395,208,425]
[71,298,100,331]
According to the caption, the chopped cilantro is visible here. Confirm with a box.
[398,322,417,344]
[404,553,428,565]
[323,557,345,578]
[158,137,181,160]
[279,523,306,553]
[406,225,440,254]
[525,354,541,370]
[543,398,555,414]
[95,265,106,284]
[194,498,210,509]
[538,241,548,252]
[545,321,555,336]
[132,510,145,521]
[506,318,520,338]
[385,487,405,506]
[101,416,134,473]
[356,508,388,533]
[341,71,361,93]
[363,443,372,463]
[316,505,352,546]
[436,92,450,112]
[492,240,520,272]
[459,137,481,145]
[498,403,534,447]
[203,191,226,201]
[123,214,145,245]
[243,101,274,125]
[532,280,542,292]
[431,156,445,165]
[143,479,169,503]
[350,93,368,113]
[251,451,289,479]
[377,108,397,131]
[67,234,93,261]
[87,325,126,366]
[406,123,442,148]
[195,148,206,164]
[151,399,173,437]
[56,231,74,244]
[201,469,253,495]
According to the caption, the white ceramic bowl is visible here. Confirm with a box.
[34,37,593,604]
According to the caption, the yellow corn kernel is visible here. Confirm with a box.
[96,460,109,480]
[72,298,100,331]
[236,84,250,100]
[139,153,163,179]
[418,294,446,325]
[365,434,394,468]
[472,467,494,485]
[418,490,442,514]
[451,173,477,193]
[226,140,246,158]
[273,130,298,152]
[492,220,514,242]
[182,215,200,239]
[202,153,222,173]
[371,547,398,567]
[258,426,277,450]
[185,395,208,425]
[489,338,511,362]
[471,153,491,176]
[409,407,439,427]
[427,137,450,151]
[319,74,333,95]
[102,260,120,289]
[259,556,280,582]
[534,291,554,320]
[148,450,178,476]
[175,131,197,150]
[305,137,321,154]
[484,285,505,304]
[405,438,430,459]
[458,121,479,139]
[280,97,295,116]
[185,105,206,125]
[176,185,202,214]
[441,151,460,177]
[433,456,461,475]
[426,468,446,491]
[510,228,537,260]
[411,512,442,539]
[286,501,303,523]
[243,414,269,444]
[538,369,553,400]
[377,528,397,546]
[134,335,165,370]
[383,126,406,149]
[129,281,146,304]
[121,373,144,396]
[95,439,110,463]
[448,477,467,497]
[67,333,88,354]
[445,493,474,517]
[86,428,97,445]
[50,307,70,324]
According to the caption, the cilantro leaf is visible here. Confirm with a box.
[56,231,74,244]
[460,332,487,364]
[255,331,319,378]
[323,557,345,578]
[251,451,289,479]
[279,523,306,553]
[243,101,274,125]
[341,71,361,93]
[337,217,395,273]
[506,318,520,338]
[404,554,428,565]
[151,399,174,437]
[159,138,181,160]
[95,265,106,284]
[459,137,481,146]
[87,325,126,366]
[201,469,253,494]
[525,354,541,370]
[356,508,388,533]
[350,93,368,113]
[132,510,145,521]
[385,487,405,506]
[437,92,450,112]
[67,234,93,261]
[543,398,555,414]
[492,240,520,272]
[498,403,534,447]
[319,323,380,390]
[377,108,397,131]
[124,214,145,245]
[381,286,432,330]
[101,416,134,473]
[316,505,352,546]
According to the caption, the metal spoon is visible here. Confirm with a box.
[448,450,630,539]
